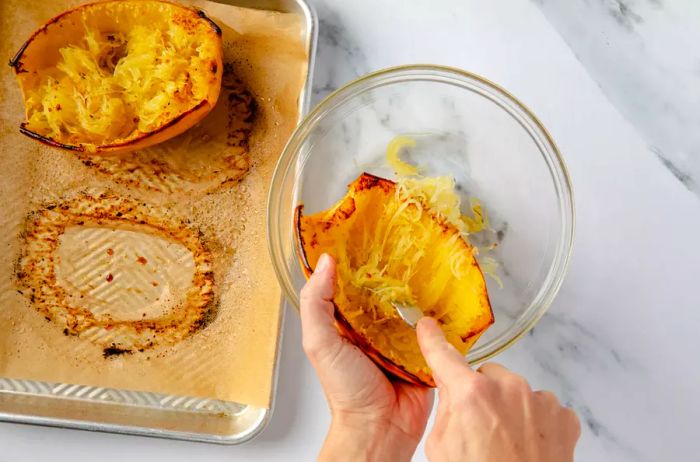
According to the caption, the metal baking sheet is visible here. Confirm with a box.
[0,0,317,444]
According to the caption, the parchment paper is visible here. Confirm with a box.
[0,0,307,408]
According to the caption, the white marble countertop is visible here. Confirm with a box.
[3,0,699,460]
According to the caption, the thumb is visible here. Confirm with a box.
[417,317,474,388]
[300,254,342,362]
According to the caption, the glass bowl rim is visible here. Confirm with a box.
[267,64,576,364]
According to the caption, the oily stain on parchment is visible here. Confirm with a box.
[15,193,218,356]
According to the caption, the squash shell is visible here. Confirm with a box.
[295,173,494,387]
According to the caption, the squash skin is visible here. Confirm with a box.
[295,173,494,387]
[9,0,224,154]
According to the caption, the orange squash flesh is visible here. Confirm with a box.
[295,173,494,386]
[10,0,223,154]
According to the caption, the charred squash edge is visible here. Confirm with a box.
[17,100,209,152]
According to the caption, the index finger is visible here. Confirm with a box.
[416,317,475,388]
[299,254,342,358]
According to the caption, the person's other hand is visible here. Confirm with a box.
[300,253,433,462]
[416,317,581,462]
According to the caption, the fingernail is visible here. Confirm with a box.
[419,316,439,331]
[315,254,330,274]
[420,317,448,343]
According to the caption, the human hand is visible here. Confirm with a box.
[300,253,433,462]
[416,317,581,462]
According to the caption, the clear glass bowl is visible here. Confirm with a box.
[268,65,575,364]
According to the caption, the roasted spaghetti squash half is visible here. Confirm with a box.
[295,173,494,386]
[10,0,224,153]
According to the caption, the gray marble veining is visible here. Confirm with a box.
[311,3,369,104]
[532,0,700,195]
